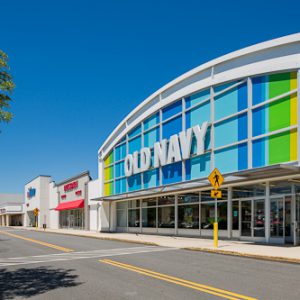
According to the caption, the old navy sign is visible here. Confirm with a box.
[124,122,208,177]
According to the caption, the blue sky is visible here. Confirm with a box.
[1,0,299,193]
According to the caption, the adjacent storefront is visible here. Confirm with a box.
[95,33,300,245]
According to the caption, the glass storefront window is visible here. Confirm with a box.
[117,209,127,227]
[128,200,140,209]
[254,200,265,237]
[59,209,84,229]
[142,198,157,207]
[158,206,175,228]
[178,204,199,229]
[232,201,239,230]
[158,196,175,206]
[128,209,140,227]
[232,185,265,199]
[270,198,283,237]
[218,202,228,230]
[178,193,199,204]
[270,182,292,195]
[142,207,156,228]
[201,203,214,229]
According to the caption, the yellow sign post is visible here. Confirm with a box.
[208,168,224,248]
[33,208,39,228]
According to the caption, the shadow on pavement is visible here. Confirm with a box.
[0,266,82,299]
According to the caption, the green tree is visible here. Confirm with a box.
[0,50,15,124]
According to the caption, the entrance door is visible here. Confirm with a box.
[241,199,265,239]
[270,197,284,240]
[241,200,252,237]
[295,195,300,245]
[69,211,75,228]
[284,196,292,243]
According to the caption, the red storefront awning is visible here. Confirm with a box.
[55,199,84,211]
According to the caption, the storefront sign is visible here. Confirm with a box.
[27,187,36,199]
[64,181,78,192]
[124,122,208,177]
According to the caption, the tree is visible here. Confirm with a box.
[0,50,15,125]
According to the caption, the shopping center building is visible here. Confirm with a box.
[93,33,300,245]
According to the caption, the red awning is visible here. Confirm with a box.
[55,199,84,211]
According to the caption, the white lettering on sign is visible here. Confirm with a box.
[124,122,208,177]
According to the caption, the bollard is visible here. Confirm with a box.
[214,222,218,248]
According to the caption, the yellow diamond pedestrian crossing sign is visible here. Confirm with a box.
[208,168,224,189]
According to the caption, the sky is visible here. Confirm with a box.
[0,0,299,194]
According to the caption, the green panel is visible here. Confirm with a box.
[268,96,290,132]
[268,73,291,98]
[269,131,290,165]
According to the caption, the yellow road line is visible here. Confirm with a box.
[100,259,258,300]
[0,230,73,252]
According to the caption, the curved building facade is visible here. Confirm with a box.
[96,33,300,244]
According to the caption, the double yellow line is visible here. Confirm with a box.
[100,259,257,300]
[0,230,73,252]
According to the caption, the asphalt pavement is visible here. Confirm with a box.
[0,227,299,300]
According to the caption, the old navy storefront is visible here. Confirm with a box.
[97,34,300,245]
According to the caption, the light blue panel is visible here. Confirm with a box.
[115,143,126,161]
[144,113,159,130]
[162,115,182,139]
[215,87,239,120]
[128,136,141,154]
[185,89,210,108]
[127,174,141,192]
[215,117,238,148]
[143,169,159,189]
[186,153,211,180]
[144,127,160,148]
[215,145,239,174]
[128,125,141,139]
[186,101,210,128]
[115,161,125,178]
[115,178,126,194]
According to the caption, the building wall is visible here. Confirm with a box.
[49,181,59,229]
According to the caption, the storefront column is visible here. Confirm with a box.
[227,187,232,239]
[265,182,270,243]
[6,215,10,227]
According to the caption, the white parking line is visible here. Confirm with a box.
[0,246,178,267]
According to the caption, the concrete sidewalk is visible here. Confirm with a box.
[21,227,300,263]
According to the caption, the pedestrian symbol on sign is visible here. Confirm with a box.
[208,168,224,189]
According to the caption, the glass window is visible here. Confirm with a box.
[104,182,114,196]
[215,113,247,148]
[144,113,159,130]
[115,178,126,194]
[104,150,114,167]
[270,198,283,237]
[128,209,140,227]
[142,198,157,207]
[232,201,239,230]
[178,193,199,204]
[127,173,141,192]
[158,195,175,206]
[252,75,268,105]
[162,100,182,121]
[162,161,182,185]
[186,101,210,128]
[128,200,140,209]
[218,202,228,230]
[144,127,160,148]
[142,207,156,228]
[215,143,247,173]
[214,82,247,121]
[128,136,141,154]
[185,153,211,181]
[117,209,127,227]
[128,125,141,139]
[185,89,210,109]
[270,182,292,195]
[178,204,199,229]
[104,166,114,181]
[143,169,159,189]
[158,206,175,228]
[117,201,127,210]
[115,143,126,161]
[201,203,214,229]
[254,200,265,237]
[162,115,182,140]
[115,161,124,178]
[232,185,265,199]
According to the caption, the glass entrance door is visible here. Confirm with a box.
[241,199,265,238]
[285,196,292,243]
[270,197,283,239]
[241,200,252,236]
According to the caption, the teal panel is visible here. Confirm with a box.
[215,145,239,173]
[185,89,210,108]
[186,101,210,128]
[186,153,211,180]
[144,127,160,148]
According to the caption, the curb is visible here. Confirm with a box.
[184,247,300,264]
[21,227,158,247]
